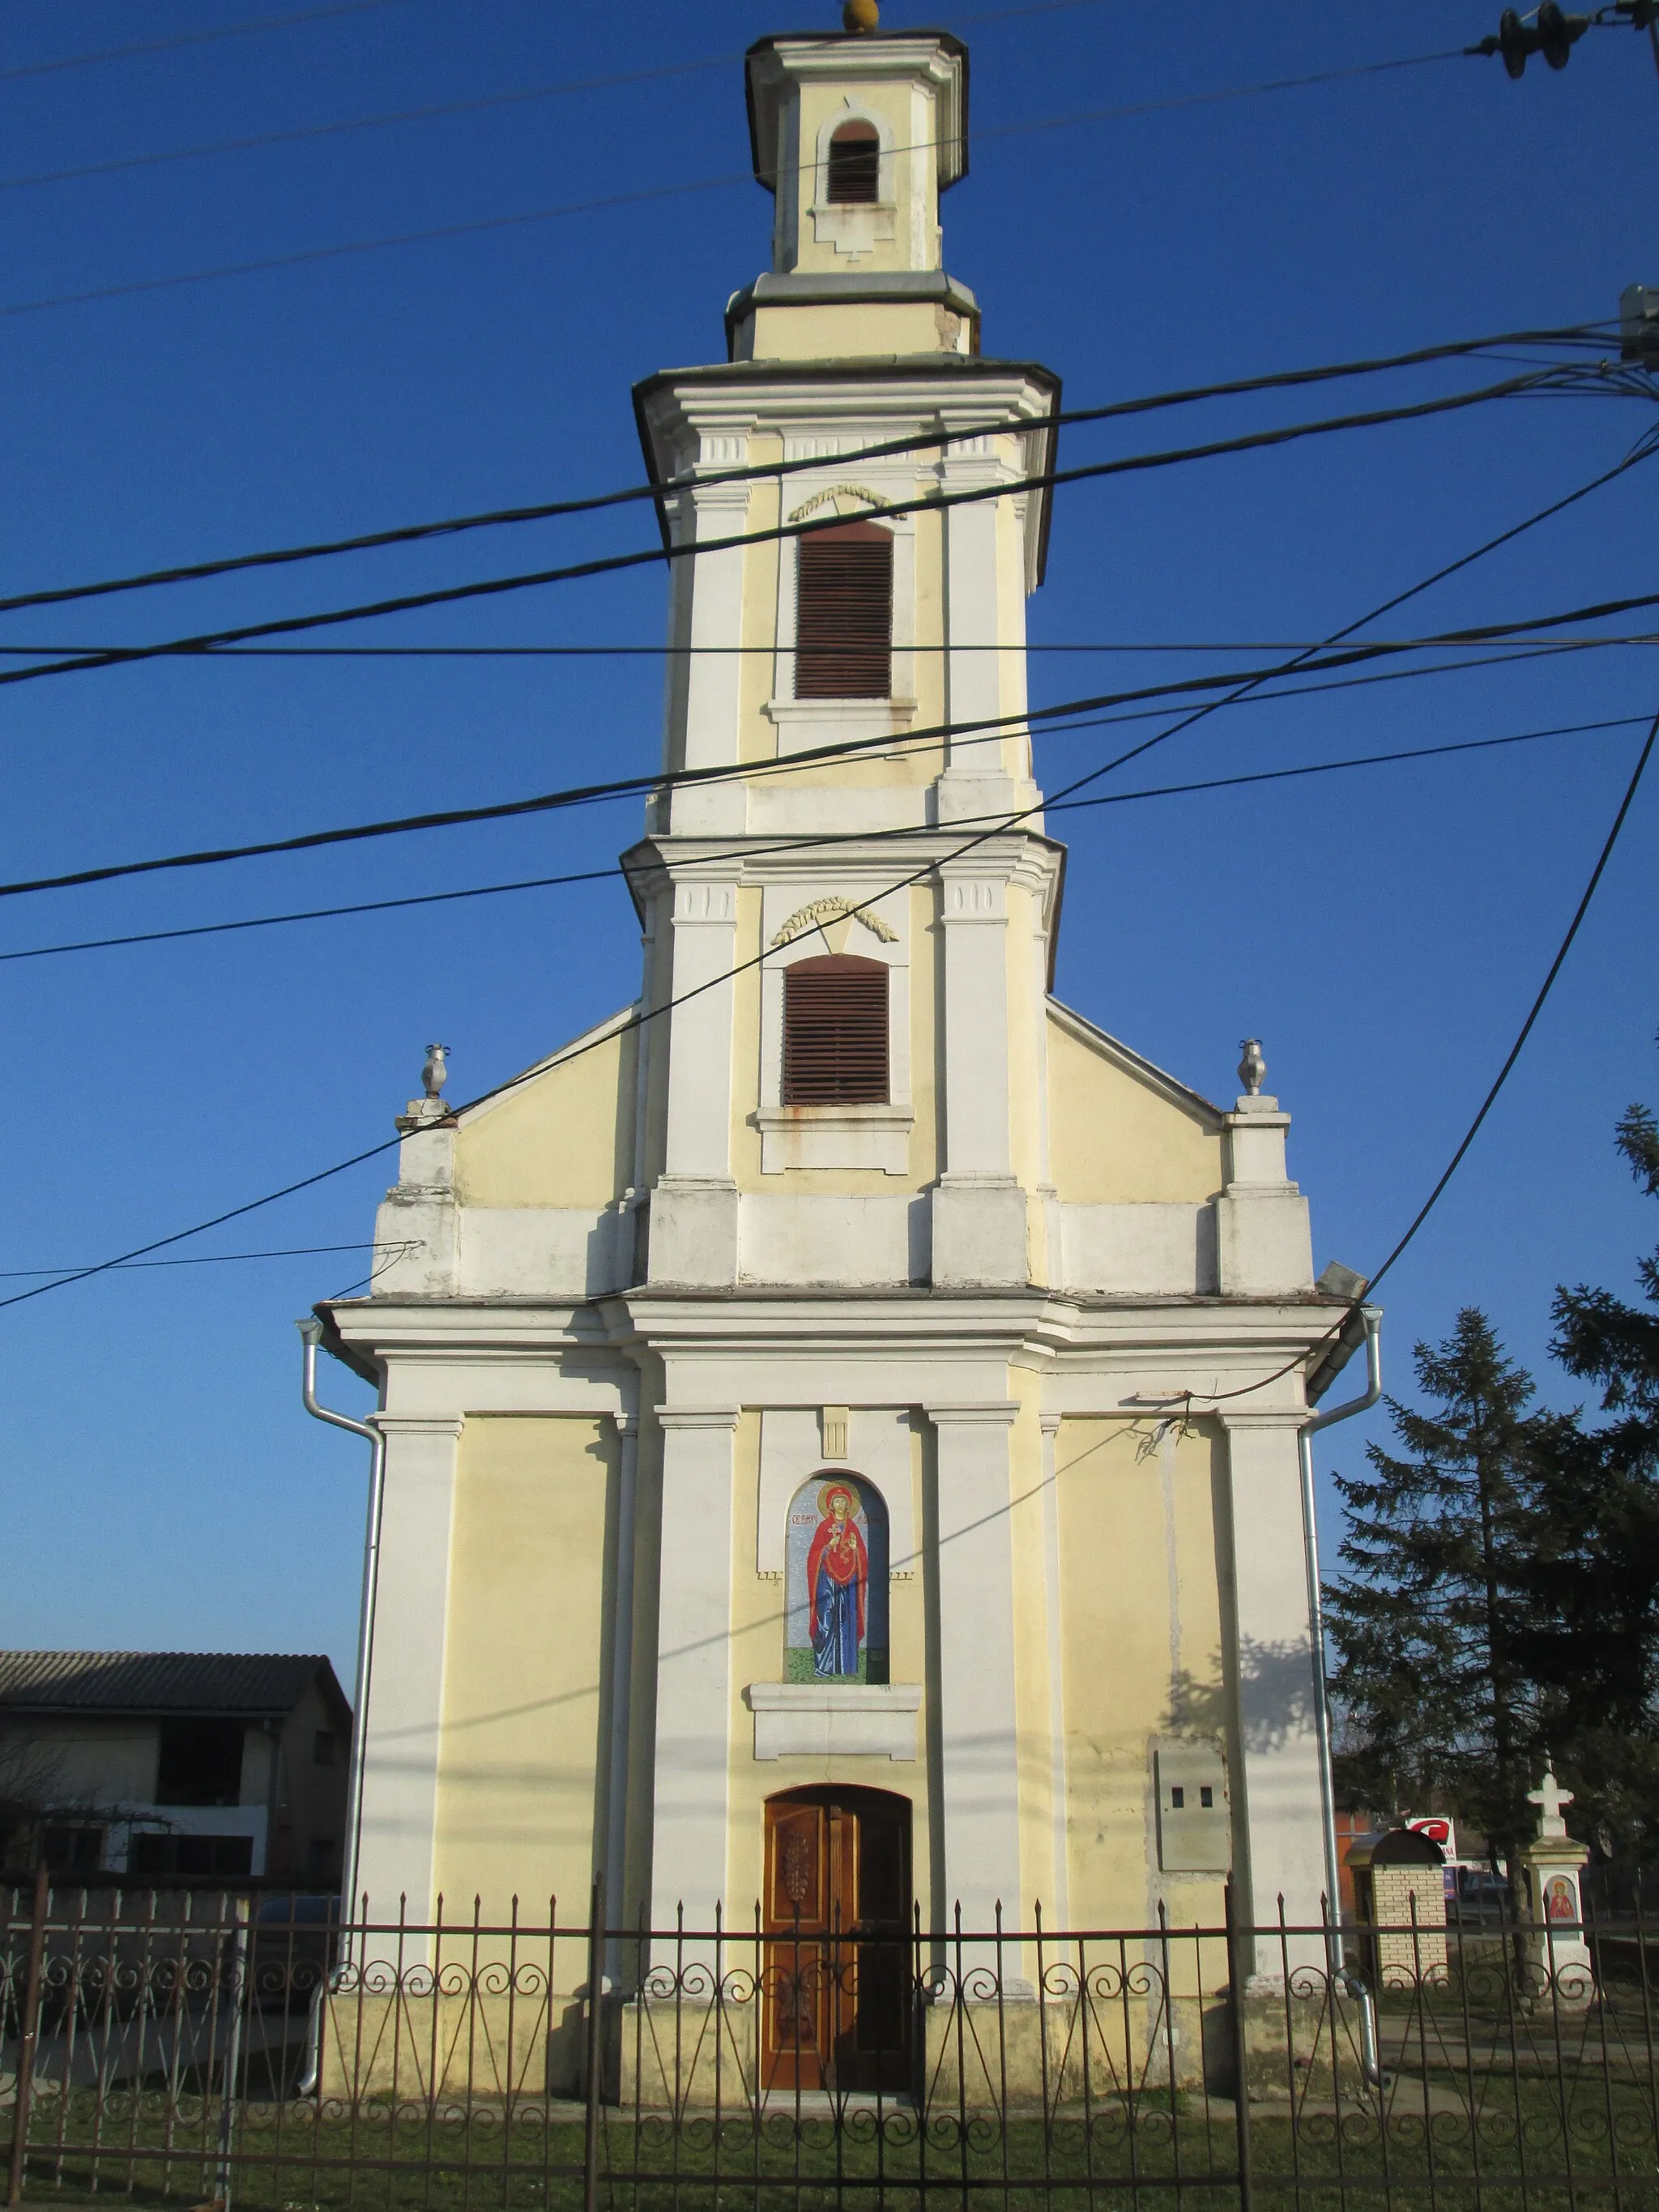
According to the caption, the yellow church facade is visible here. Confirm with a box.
[314,20,1358,1997]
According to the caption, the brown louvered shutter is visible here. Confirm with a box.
[825,121,881,205]
[783,954,889,1105]
[795,522,892,700]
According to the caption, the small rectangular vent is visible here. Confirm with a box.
[795,525,892,700]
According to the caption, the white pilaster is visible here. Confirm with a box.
[373,1119,458,1298]
[933,867,1027,1287]
[1216,1095,1313,1296]
[941,444,1003,745]
[929,1404,1024,1947]
[1038,1411,1069,1929]
[650,1406,740,1937]
[356,1413,463,1950]
[650,877,740,1286]
[604,1409,641,1968]
[1219,1412,1325,1970]
[667,435,753,837]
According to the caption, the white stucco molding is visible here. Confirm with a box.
[633,369,1060,617]
[754,1105,915,1175]
[757,1405,916,1579]
[747,1682,922,1761]
[925,1401,1020,1426]
[371,1413,466,1440]
[655,1405,742,1431]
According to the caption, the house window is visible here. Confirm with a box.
[784,1473,889,1684]
[783,955,889,1105]
[129,1832,254,1881]
[795,522,892,700]
[41,1825,103,1873]
[156,1718,245,1807]
[313,1730,338,1767]
[825,121,881,204]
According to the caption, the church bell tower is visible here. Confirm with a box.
[630,18,1061,1295]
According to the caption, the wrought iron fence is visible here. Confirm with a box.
[5,1872,1659,2210]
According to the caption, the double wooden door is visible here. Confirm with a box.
[762,1788,911,2092]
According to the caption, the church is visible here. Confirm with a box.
[313,13,1358,2011]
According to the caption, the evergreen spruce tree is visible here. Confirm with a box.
[1532,1058,1659,1856]
[1324,1311,1572,1870]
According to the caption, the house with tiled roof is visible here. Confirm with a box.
[0,1652,349,1886]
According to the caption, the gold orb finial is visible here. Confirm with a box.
[842,0,879,29]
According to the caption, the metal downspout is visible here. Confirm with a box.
[1299,1304,1384,2083]
[296,1314,385,2095]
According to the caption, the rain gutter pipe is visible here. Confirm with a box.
[296,1313,384,2092]
[1299,1303,1384,2085]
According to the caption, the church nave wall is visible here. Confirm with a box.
[430,1414,617,1927]
[1050,1415,1230,1930]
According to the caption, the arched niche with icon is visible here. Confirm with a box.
[784,1473,889,1685]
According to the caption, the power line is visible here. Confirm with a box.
[1195,699,1659,1410]
[6,693,1645,1319]
[0,0,1112,194]
[2,364,1635,690]
[0,44,1485,319]
[0,474,1643,1315]
[0,0,419,84]
[1362,707,1659,1298]
[0,56,743,194]
[3,589,1657,904]
[0,1242,395,1279]
[0,712,1640,970]
[0,325,1614,616]
[6,637,1657,660]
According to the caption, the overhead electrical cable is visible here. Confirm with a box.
[0,711,1641,969]
[0,0,418,83]
[1,467,1640,1315]
[0,0,1113,193]
[0,588,1654,906]
[4,637,1656,660]
[3,366,1641,693]
[0,57,745,193]
[0,1242,400,1279]
[4,586,1659,904]
[1030,420,1659,826]
[0,325,1616,616]
[1191,699,1659,1411]
[0,42,1472,317]
[1360,707,1659,1298]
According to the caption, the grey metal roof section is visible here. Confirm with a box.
[0,1652,342,1720]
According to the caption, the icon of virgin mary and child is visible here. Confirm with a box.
[807,1481,868,1678]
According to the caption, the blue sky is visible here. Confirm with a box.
[2,0,1655,1682]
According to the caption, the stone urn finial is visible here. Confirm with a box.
[421,1043,450,1102]
[1238,1038,1266,1097]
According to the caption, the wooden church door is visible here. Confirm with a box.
[761,1788,912,2092]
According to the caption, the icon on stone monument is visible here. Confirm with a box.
[1545,1873,1578,1922]
[785,1473,889,1684]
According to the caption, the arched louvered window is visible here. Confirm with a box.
[825,121,881,205]
[783,954,889,1106]
[795,521,892,700]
